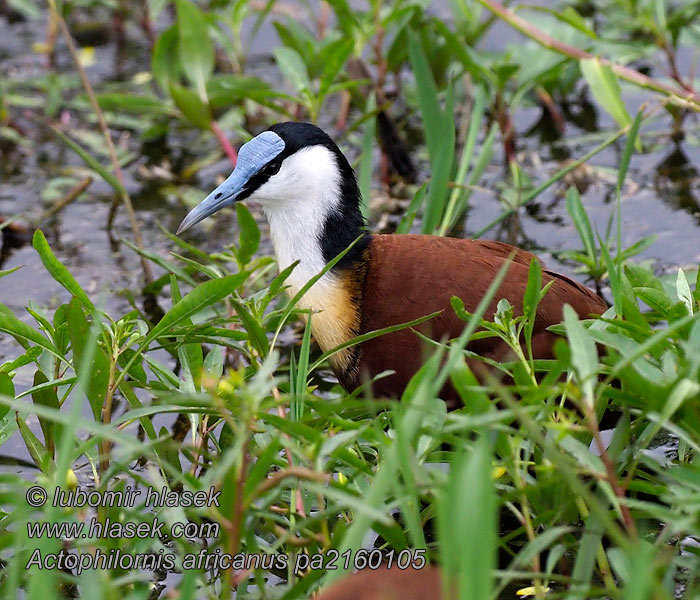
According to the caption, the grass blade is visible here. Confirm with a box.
[175,0,214,101]
[51,127,125,195]
[32,231,95,312]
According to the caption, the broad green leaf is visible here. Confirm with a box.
[0,410,17,445]
[636,287,676,316]
[273,47,310,94]
[96,93,175,115]
[207,74,289,108]
[230,298,269,356]
[611,542,655,599]
[636,377,699,449]
[117,347,147,384]
[273,20,315,71]
[618,235,656,260]
[676,268,693,314]
[118,380,158,441]
[559,7,596,37]
[0,305,58,356]
[450,362,490,414]
[523,258,543,323]
[169,83,213,130]
[16,413,55,475]
[32,230,94,311]
[396,183,427,234]
[563,304,598,407]
[31,371,60,454]
[25,305,53,338]
[580,58,637,152]
[514,526,574,571]
[52,303,70,356]
[431,20,493,85]
[242,438,284,502]
[152,25,179,93]
[202,346,224,382]
[154,425,182,472]
[319,38,353,95]
[6,0,40,18]
[175,0,214,101]
[18,375,76,400]
[66,298,111,420]
[0,346,42,373]
[0,373,13,421]
[144,273,249,347]
[624,264,664,291]
[235,203,260,266]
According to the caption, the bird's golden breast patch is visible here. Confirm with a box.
[286,269,362,377]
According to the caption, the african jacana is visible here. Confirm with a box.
[178,122,607,405]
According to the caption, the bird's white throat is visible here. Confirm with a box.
[260,145,343,297]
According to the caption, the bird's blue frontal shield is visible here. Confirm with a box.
[177,131,285,234]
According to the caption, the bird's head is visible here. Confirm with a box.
[177,122,361,235]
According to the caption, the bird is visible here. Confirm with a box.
[313,566,450,600]
[177,122,607,406]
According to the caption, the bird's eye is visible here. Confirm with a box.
[262,162,281,177]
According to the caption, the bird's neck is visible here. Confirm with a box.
[263,185,367,379]
[263,184,366,295]
[265,202,329,294]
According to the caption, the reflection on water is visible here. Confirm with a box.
[655,144,700,226]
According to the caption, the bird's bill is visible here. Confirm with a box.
[176,130,286,235]
[176,170,246,234]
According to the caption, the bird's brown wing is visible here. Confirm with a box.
[353,234,606,403]
[465,238,540,267]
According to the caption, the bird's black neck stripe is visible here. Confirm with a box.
[318,162,370,271]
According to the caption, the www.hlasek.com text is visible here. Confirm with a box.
[27,515,219,542]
